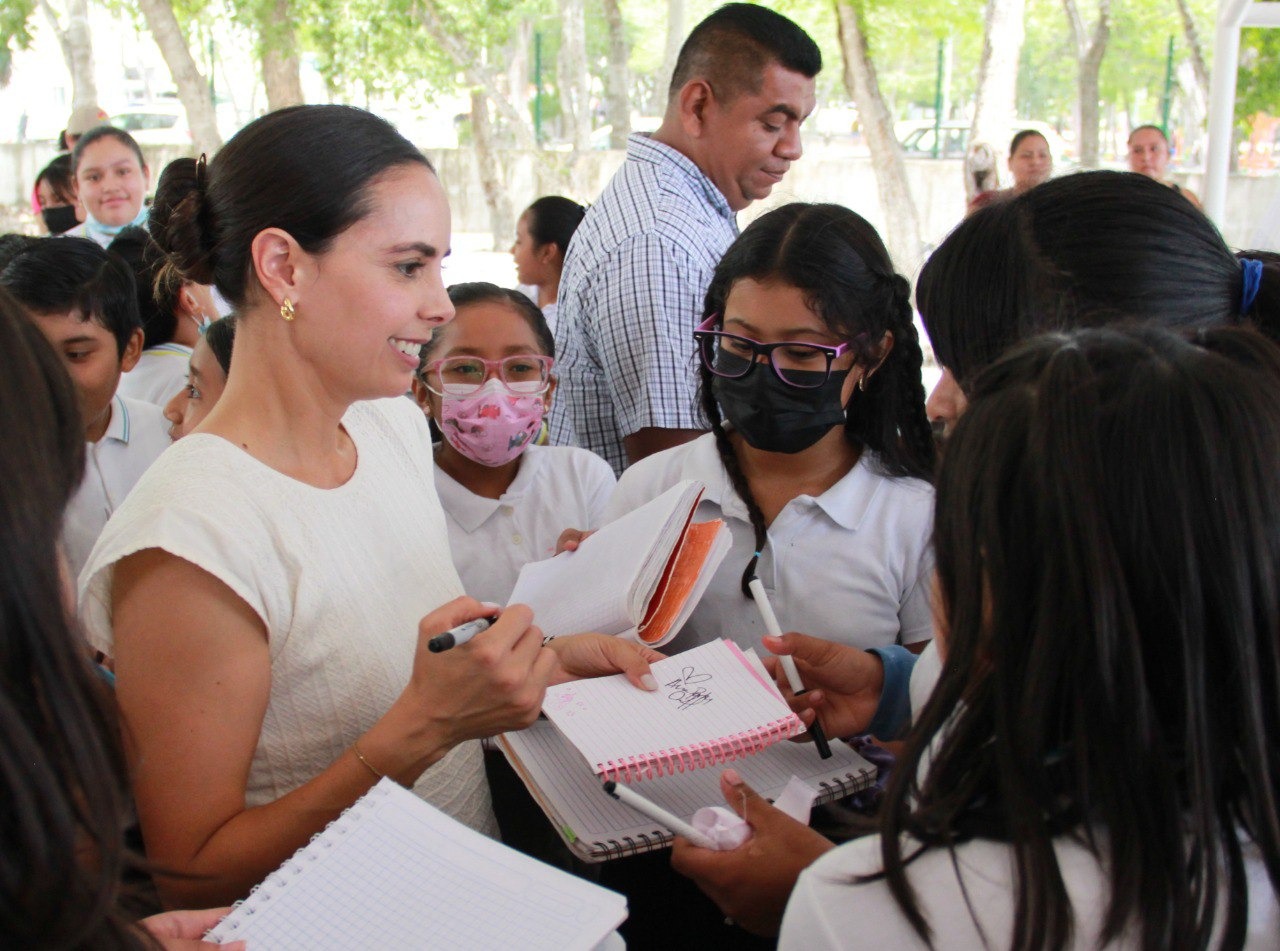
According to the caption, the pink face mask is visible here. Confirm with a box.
[439,378,544,467]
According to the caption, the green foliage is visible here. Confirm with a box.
[1,0,38,53]
[1238,27,1280,122]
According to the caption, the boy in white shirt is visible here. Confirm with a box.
[1,237,170,579]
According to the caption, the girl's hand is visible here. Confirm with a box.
[554,527,594,554]
[762,632,886,738]
[139,908,244,950]
[544,632,663,690]
[670,769,834,936]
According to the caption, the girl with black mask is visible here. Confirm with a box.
[603,203,936,664]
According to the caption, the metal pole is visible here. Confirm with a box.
[1204,0,1252,223]
[932,39,944,159]
[534,31,544,145]
[1160,35,1174,134]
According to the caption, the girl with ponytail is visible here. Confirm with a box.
[603,202,936,658]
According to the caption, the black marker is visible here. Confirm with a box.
[427,617,494,653]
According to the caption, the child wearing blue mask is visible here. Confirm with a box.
[604,203,936,668]
[412,282,616,605]
[65,127,150,248]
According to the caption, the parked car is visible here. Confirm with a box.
[898,120,1073,162]
[109,104,192,146]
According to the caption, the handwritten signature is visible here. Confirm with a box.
[665,666,713,710]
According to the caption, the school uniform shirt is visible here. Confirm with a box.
[117,343,193,406]
[603,433,935,654]
[780,830,1279,949]
[64,394,170,583]
[434,444,616,605]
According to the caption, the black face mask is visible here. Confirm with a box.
[41,205,79,235]
[712,352,849,454]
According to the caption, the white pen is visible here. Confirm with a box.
[602,780,718,849]
[748,578,833,759]
[427,617,493,653]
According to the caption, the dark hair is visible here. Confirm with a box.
[71,125,147,177]
[879,325,1280,950]
[35,154,77,207]
[420,282,554,370]
[147,157,197,244]
[0,286,155,949]
[1128,122,1169,145]
[668,2,821,102]
[523,196,586,260]
[0,233,42,273]
[1008,129,1048,157]
[203,314,237,375]
[108,226,181,348]
[0,236,140,359]
[700,202,935,594]
[155,105,432,308]
[917,170,1278,389]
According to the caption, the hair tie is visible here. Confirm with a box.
[194,153,209,193]
[1240,258,1264,315]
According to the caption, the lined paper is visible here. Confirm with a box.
[207,779,626,950]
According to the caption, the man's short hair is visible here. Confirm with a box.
[668,3,821,103]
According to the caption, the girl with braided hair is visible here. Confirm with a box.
[603,202,936,659]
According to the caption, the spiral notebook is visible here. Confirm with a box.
[499,720,877,862]
[541,639,805,783]
[205,779,626,950]
[508,480,731,647]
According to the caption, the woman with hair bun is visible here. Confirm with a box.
[79,104,657,909]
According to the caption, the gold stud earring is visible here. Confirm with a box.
[280,297,295,322]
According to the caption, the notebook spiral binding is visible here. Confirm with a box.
[208,782,390,936]
[595,715,803,783]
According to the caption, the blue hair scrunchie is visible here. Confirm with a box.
[1240,258,1264,315]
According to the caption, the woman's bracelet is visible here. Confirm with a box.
[352,737,385,780]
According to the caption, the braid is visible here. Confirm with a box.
[847,272,936,482]
[700,366,770,597]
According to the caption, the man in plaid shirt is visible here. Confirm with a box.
[549,3,821,474]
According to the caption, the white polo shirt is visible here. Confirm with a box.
[64,394,170,583]
[117,343,193,406]
[603,433,936,654]
[434,444,616,605]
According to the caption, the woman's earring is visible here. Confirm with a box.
[280,297,295,322]
[858,372,869,392]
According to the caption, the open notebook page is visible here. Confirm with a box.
[507,480,704,638]
[501,720,876,854]
[206,778,626,950]
[542,639,803,780]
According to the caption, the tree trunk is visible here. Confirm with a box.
[1062,0,1109,167]
[134,0,223,155]
[834,1,922,271]
[261,0,304,111]
[471,89,515,250]
[556,0,591,151]
[41,0,98,108]
[661,0,685,104]
[970,0,1025,158]
[417,0,540,152]
[601,0,631,149]
[1173,0,1210,101]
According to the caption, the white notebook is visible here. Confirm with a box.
[500,720,876,862]
[205,779,626,950]
[542,639,805,782]
[507,479,730,647]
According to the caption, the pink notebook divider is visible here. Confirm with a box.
[594,714,805,783]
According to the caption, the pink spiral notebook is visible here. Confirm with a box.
[541,639,805,783]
